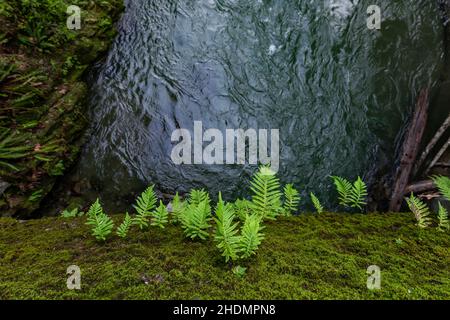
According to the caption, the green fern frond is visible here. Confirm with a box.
[283,184,301,216]
[61,208,78,218]
[180,199,212,240]
[86,198,103,218]
[85,200,113,241]
[405,193,432,228]
[239,214,265,259]
[437,202,449,232]
[116,212,132,238]
[151,200,169,229]
[132,185,157,230]
[432,175,450,201]
[170,192,186,224]
[250,165,282,220]
[214,192,241,262]
[349,177,368,210]
[331,176,353,207]
[310,192,323,214]
[234,198,253,221]
[188,189,210,206]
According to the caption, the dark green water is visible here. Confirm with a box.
[75,0,443,209]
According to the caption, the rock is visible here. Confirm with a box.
[0,179,10,195]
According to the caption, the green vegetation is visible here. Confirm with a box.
[405,194,433,228]
[116,212,132,238]
[437,203,449,232]
[310,192,323,214]
[0,0,123,218]
[1,212,449,299]
[330,176,368,210]
[250,166,282,220]
[282,184,301,216]
[132,186,157,230]
[85,199,113,241]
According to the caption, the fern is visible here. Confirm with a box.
[151,200,169,229]
[85,199,114,241]
[432,175,450,201]
[170,192,186,224]
[61,208,79,218]
[310,192,323,214]
[283,184,301,216]
[239,214,265,259]
[349,177,368,210]
[250,165,282,220]
[214,193,241,262]
[188,189,210,206]
[116,212,132,238]
[234,198,252,221]
[437,202,449,232]
[132,185,157,230]
[180,199,212,240]
[87,198,103,218]
[330,176,352,207]
[405,193,432,228]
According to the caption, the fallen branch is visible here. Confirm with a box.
[389,88,429,212]
[425,137,450,175]
[404,180,436,195]
[413,112,450,176]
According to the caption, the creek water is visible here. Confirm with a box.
[73,0,444,210]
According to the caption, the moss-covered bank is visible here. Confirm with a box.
[0,0,123,218]
[0,213,449,299]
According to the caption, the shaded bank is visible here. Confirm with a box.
[0,0,123,218]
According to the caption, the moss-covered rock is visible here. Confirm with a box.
[0,0,124,218]
[0,213,448,299]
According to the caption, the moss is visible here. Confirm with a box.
[0,0,124,218]
[0,213,449,299]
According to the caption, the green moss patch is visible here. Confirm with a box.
[0,213,449,299]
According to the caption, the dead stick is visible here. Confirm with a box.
[413,112,450,176]
[389,88,429,212]
[425,137,450,175]
[404,180,436,195]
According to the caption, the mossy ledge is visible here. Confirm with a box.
[0,213,449,299]
[0,0,124,218]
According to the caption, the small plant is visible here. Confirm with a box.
[61,208,79,218]
[330,176,353,206]
[250,165,282,220]
[180,199,212,240]
[437,202,449,232]
[331,176,368,210]
[86,199,114,241]
[214,193,241,262]
[432,175,450,201]
[170,192,186,224]
[283,184,301,216]
[132,185,157,230]
[239,214,265,259]
[232,265,247,278]
[151,200,169,229]
[116,212,133,238]
[310,192,323,214]
[349,177,368,210]
[188,189,210,207]
[405,193,432,228]
[234,198,253,221]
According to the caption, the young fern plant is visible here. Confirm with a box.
[250,165,282,220]
[331,176,368,211]
[169,192,186,224]
[214,193,241,262]
[437,202,449,232]
[85,199,114,241]
[239,214,265,259]
[330,176,352,207]
[349,177,368,210]
[405,193,432,228]
[132,185,157,230]
[310,192,323,214]
[151,200,169,229]
[432,175,450,201]
[233,198,252,221]
[116,212,132,238]
[180,199,212,240]
[283,184,301,216]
